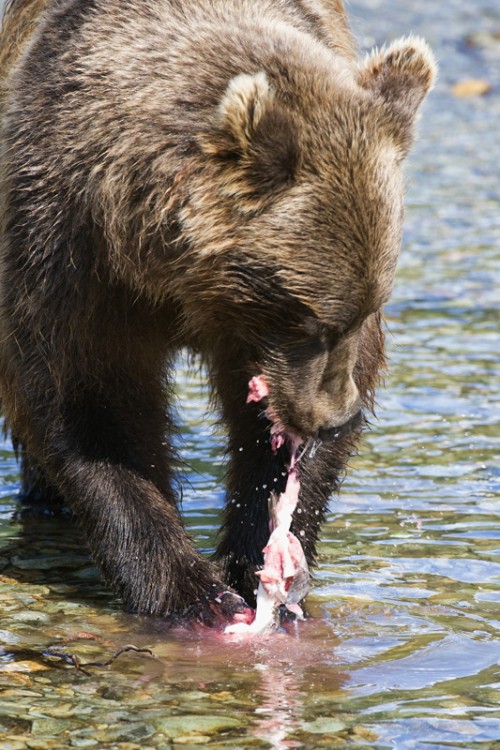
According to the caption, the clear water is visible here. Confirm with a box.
[1,1,499,749]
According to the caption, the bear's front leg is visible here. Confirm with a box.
[215,374,359,608]
[24,379,252,628]
[215,407,291,605]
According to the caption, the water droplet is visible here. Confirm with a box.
[299,530,305,537]
[262,484,267,489]
[297,508,302,514]
[315,510,320,515]
[236,503,241,508]
[239,447,244,452]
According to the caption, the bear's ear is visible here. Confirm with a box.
[216,72,272,153]
[358,36,437,155]
[200,72,300,212]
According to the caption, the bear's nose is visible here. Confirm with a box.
[317,409,364,443]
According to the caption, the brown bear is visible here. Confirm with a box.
[0,0,436,625]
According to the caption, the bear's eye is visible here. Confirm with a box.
[302,318,340,351]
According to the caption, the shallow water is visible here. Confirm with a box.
[1,1,500,749]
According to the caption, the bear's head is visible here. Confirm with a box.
[193,37,436,441]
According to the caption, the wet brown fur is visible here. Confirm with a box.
[0,0,48,103]
[0,0,436,621]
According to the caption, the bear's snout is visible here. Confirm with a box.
[278,386,363,442]
[301,367,362,439]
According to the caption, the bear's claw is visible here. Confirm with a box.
[183,589,254,629]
